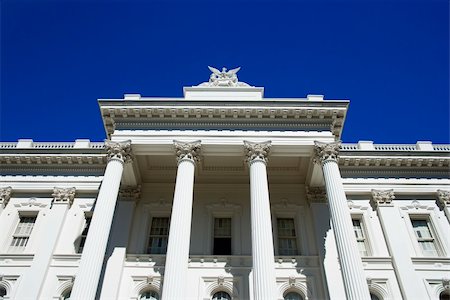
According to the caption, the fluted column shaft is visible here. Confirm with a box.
[71,140,132,300]
[315,141,371,300]
[245,141,277,300]
[161,141,200,300]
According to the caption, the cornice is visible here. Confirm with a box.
[339,156,450,169]
[100,103,347,138]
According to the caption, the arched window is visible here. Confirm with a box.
[370,293,380,300]
[0,286,7,300]
[440,291,450,300]
[212,291,231,300]
[284,292,303,300]
[60,288,71,300]
[139,290,159,300]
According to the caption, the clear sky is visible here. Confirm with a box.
[1,0,449,144]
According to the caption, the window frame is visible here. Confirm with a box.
[351,215,371,257]
[8,211,39,254]
[146,216,170,255]
[213,217,232,255]
[271,204,306,256]
[408,215,443,257]
[76,212,92,253]
[276,217,299,256]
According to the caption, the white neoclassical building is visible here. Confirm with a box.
[0,68,449,300]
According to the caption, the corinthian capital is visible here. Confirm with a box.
[174,140,201,164]
[119,185,141,201]
[306,186,327,205]
[437,190,450,206]
[52,187,76,206]
[371,189,395,209]
[313,141,341,164]
[244,141,271,164]
[105,140,133,163]
[0,186,12,208]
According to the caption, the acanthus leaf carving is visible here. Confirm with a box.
[173,140,201,164]
[244,140,271,164]
[0,186,12,208]
[313,141,341,164]
[437,189,450,206]
[52,187,76,206]
[105,140,133,163]
[371,189,395,209]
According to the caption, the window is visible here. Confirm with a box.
[147,217,169,254]
[77,215,92,253]
[0,286,6,300]
[277,218,298,255]
[284,292,303,300]
[60,288,71,300]
[213,218,232,255]
[139,291,159,300]
[411,219,438,256]
[212,291,231,300]
[370,293,381,300]
[9,215,36,253]
[440,291,450,300]
[352,219,369,256]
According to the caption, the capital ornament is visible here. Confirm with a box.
[105,140,133,163]
[174,140,201,164]
[119,185,141,200]
[371,189,395,209]
[244,141,271,164]
[313,141,341,164]
[0,186,12,208]
[306,186,327,204]
[437,190,450,206]
[52,187,76,206]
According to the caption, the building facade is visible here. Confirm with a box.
[0,70,449,300]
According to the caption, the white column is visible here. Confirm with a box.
[437,190,450,223]
[0,186,12,215]
[161,140,201,300]
[71,140,132,300]
[15,187,76,300]
[371,189,429,300]
[99,247,126,300]
[314,141,371,300]
[244,141,277,300]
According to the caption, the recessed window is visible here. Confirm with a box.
[213,218,232,255]
[9,215,36,253]
[284,291,303,300]
[370,293,381,300]
[352,218,369,256]
[0,286,7,299]
[147,217,169,254]
[77,215,92,253]
[139,290,159,300]
[60,288,71,300]
[277,218,298,255]
[212,291,231,300]
[440,291,450,300]
[411,218,439,256]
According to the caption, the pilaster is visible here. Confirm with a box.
[161,141,200,300]
[15,187,75,300]
[370,189,428,299]
[314,141,371,300]
[244,140,278,300]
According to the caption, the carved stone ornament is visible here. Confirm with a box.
[198,66,250,87]
[371,189,395,208]
[174,140,201,164]
[0,186,12,207]
[244,140,271,164]
[105,140,133,163]
[313,141,341,164]
[52,187,76,206]
[119,185,141,200]
[306,186,327,204]
[437,190,450,206]
[442,277,450,290]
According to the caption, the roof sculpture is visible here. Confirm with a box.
[198,66,251,87]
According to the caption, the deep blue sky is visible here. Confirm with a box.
[1,0,449,143]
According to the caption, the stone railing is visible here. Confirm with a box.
[0,140,105,149]
[341,141,449,152]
